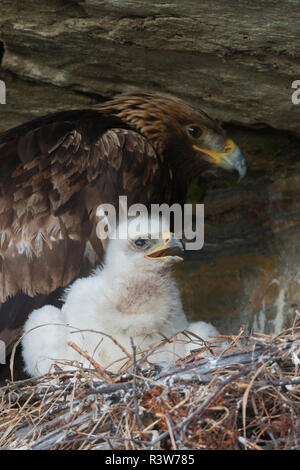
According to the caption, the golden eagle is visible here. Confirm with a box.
[0,91,246,352]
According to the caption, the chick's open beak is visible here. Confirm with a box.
[193,138,247,182]
[145,232,184,263]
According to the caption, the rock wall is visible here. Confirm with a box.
[0,0,300,134]
[0,0,300,333]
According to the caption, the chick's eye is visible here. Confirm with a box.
[135,239,147,247]
[187,125,203,139]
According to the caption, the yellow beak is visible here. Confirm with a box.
[193,138,247,182]
[145,232,184,263]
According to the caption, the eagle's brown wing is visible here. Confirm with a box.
[0,110,159,349]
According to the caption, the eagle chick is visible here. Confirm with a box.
[22,215,218,376]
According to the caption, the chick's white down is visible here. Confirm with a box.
[22,216,218,376]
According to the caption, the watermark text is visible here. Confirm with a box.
[0,80,6,104]
[0,340,5,364]
[292,80,300,105]
[96,196,204,250]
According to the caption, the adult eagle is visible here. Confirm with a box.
[0,91,246,353]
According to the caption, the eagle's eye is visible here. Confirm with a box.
[187,125,203,139]
[135,239,147,248]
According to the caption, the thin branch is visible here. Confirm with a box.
[130,337,144,430]
[67,341,114,384]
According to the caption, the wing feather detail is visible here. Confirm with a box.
[0,113,160,303]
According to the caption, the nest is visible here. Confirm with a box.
[0,316,300,450]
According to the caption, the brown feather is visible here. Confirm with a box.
[0,91,228,351]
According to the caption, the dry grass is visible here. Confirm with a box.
[0,316,300,450]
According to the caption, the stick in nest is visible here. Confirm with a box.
[67,342,115,384]
[130,338,144,430]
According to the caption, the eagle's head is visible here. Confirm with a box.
[102,91,246,182]
[104,215,184,278]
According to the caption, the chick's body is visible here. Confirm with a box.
[22,216,218,376]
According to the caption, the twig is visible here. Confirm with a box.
[242,362,267,448]
[148,362,263,450]
[165,412,177,450]
[70,328,132,362]
[1,318,300,450]
[156,346,266,382]
[67,341,114,384]
[130,338,144,430]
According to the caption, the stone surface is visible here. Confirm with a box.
[0,0,300,133]
[0,1,300,334]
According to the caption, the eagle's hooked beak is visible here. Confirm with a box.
[193,138,247,182]
[145,232,184,263]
